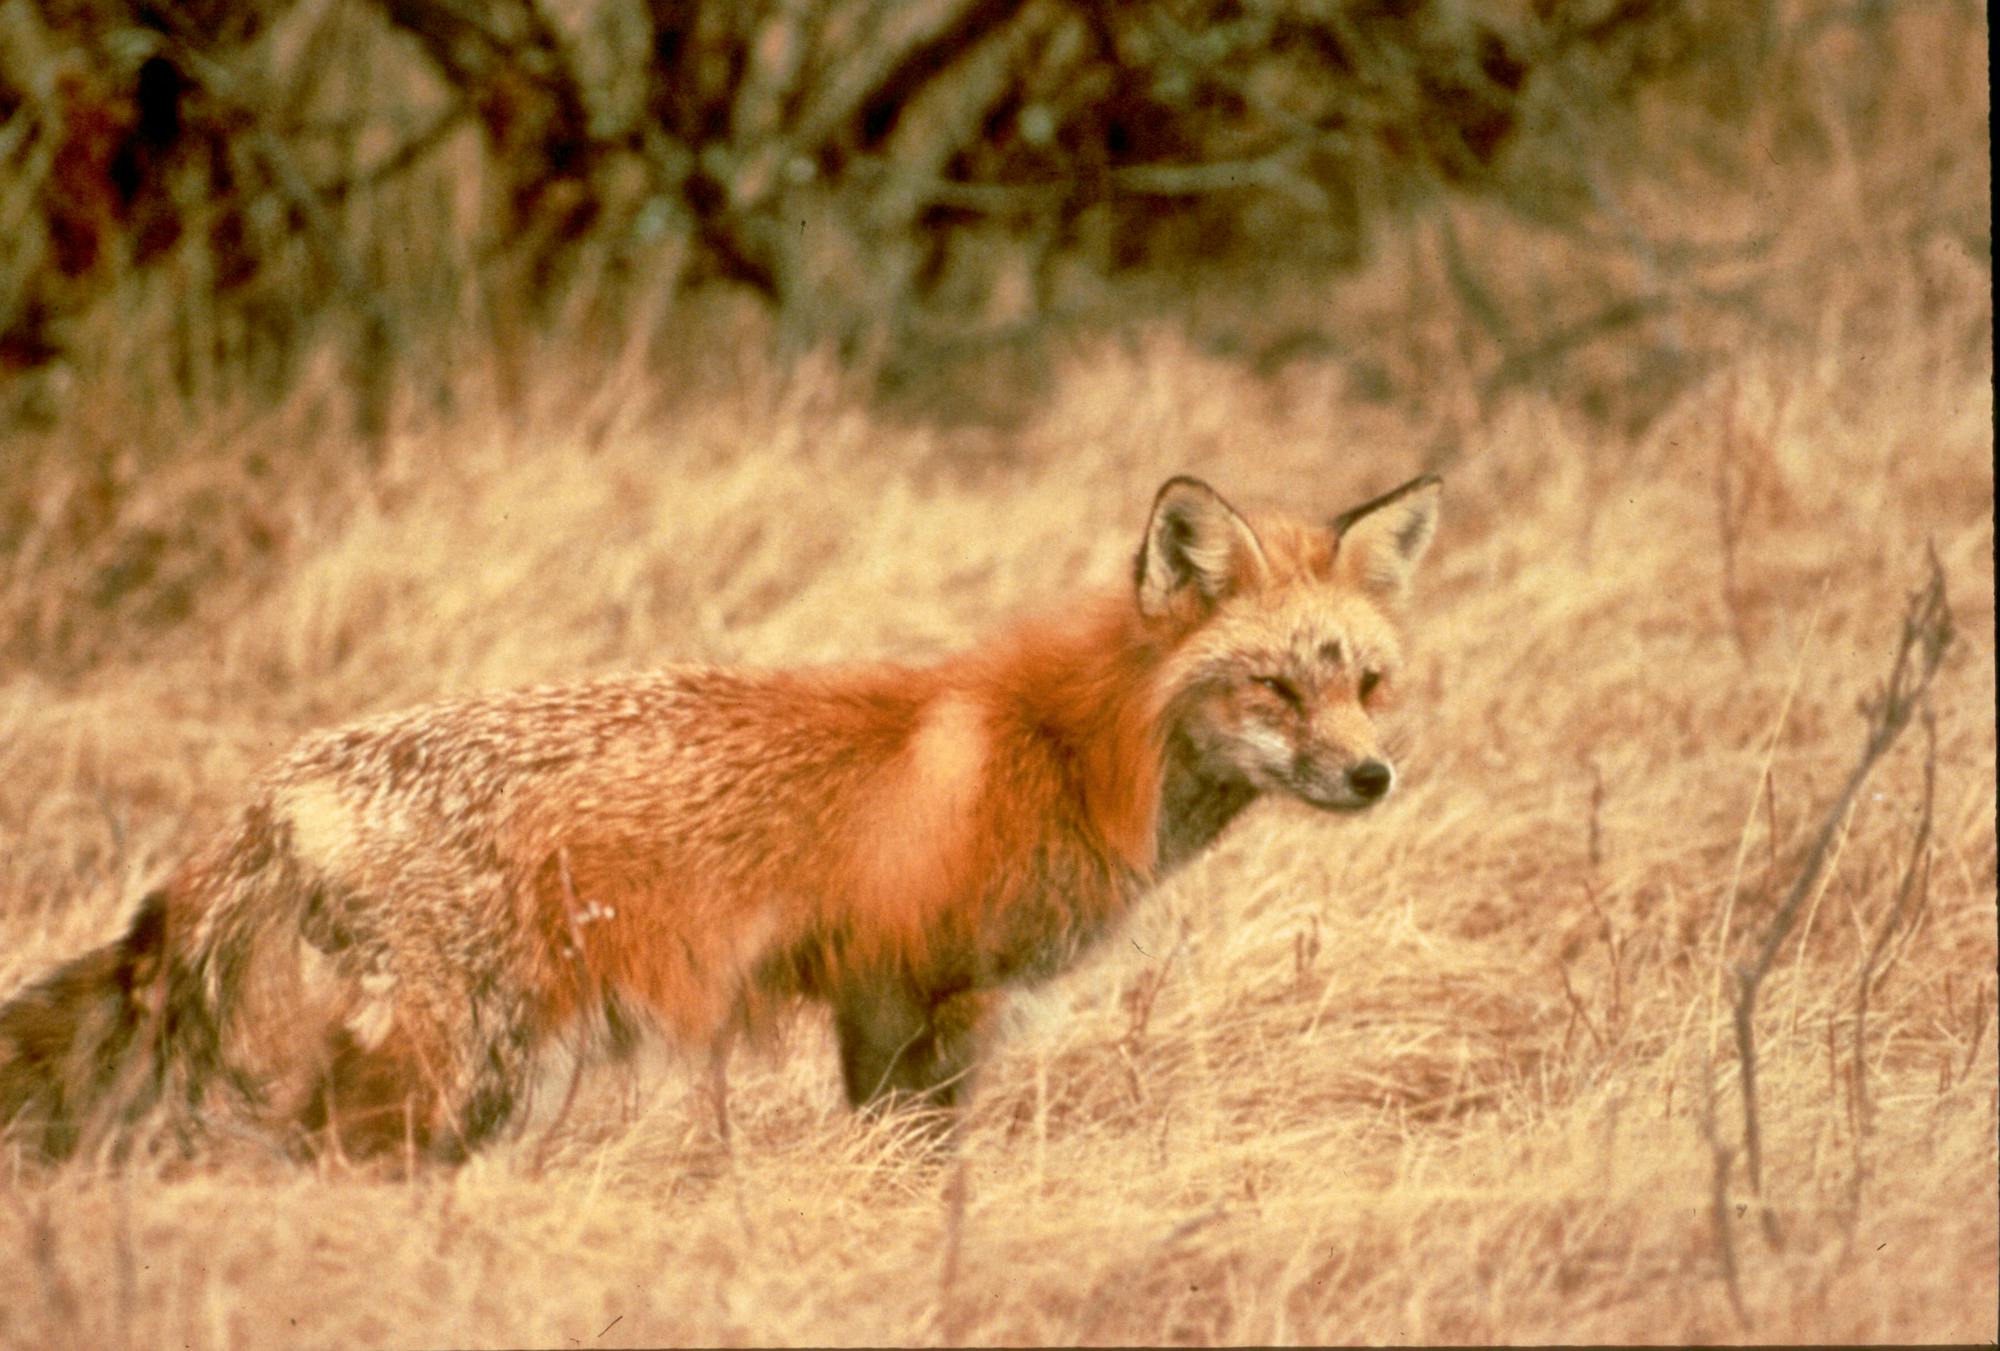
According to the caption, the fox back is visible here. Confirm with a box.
[0,474,1441,1163]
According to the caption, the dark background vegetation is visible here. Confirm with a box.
[6,0,1973,434]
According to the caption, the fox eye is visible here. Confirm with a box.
[1251,674,1305,710]
[1358,670,1383,702]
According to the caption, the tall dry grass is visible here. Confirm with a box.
[1,6,1993,1347]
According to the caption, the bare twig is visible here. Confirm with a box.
[1121,925,1188,1048]
[789,0,1033,172]
[1559,962,1606,1053]
[1708,579,1830,1052]
[152,26,396,345]
[1293,913,1321,985]
[1959,978,1994,1088]
[1697,1046,1750,1330]
[1728,547,1951,1247]
[1846,706,1937,1246]
[847,125,1345,218]
[1779,792,1859,1042]
[1581,881,1626,1035]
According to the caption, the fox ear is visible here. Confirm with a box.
[1333,475,1441,601]
[1136,476,1269,618]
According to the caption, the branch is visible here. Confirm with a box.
[1728,545,1951,1244]
[1697,1046,1750,1330]
[1846,704,1937,1246]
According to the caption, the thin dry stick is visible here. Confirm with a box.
[1697,1045,1750,1331]
[1865,789,1938,995]
[1845,707,1937,1250]
[1730,547,1951,1247]
[1582,882,1627,1035]
[1705,578,1830,1057]
[1780,792,1859,1042]
[1122,928,1188,1048]
[1959,979,1994,1088]
[1558,963,1606,1053]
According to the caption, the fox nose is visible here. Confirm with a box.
[1347,760,1393,800]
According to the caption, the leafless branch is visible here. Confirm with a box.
[1728,546,1951,1246]
[1121,925,1188,1048]
[1559,962,1606,1053]
[1697,1046,1750,1330]
[1846,705,1937,1245]
[1581,881,1627,1035]
[1959,979,1994,1088]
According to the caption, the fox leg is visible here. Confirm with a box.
[832,980,995,1113]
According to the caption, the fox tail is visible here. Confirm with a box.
[0,895,174,1162]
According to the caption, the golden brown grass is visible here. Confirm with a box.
[1,12,1993,1347]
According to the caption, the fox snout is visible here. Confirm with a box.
[1286,751,1397,812]
[1229,680,1405,813]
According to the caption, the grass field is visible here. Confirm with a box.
[2,8,1993,1346]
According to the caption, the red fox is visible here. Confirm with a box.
[0,473,1440,1163]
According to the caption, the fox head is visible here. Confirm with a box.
[1136,473,1441,813]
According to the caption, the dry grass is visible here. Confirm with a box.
[1,12,1993,1348]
